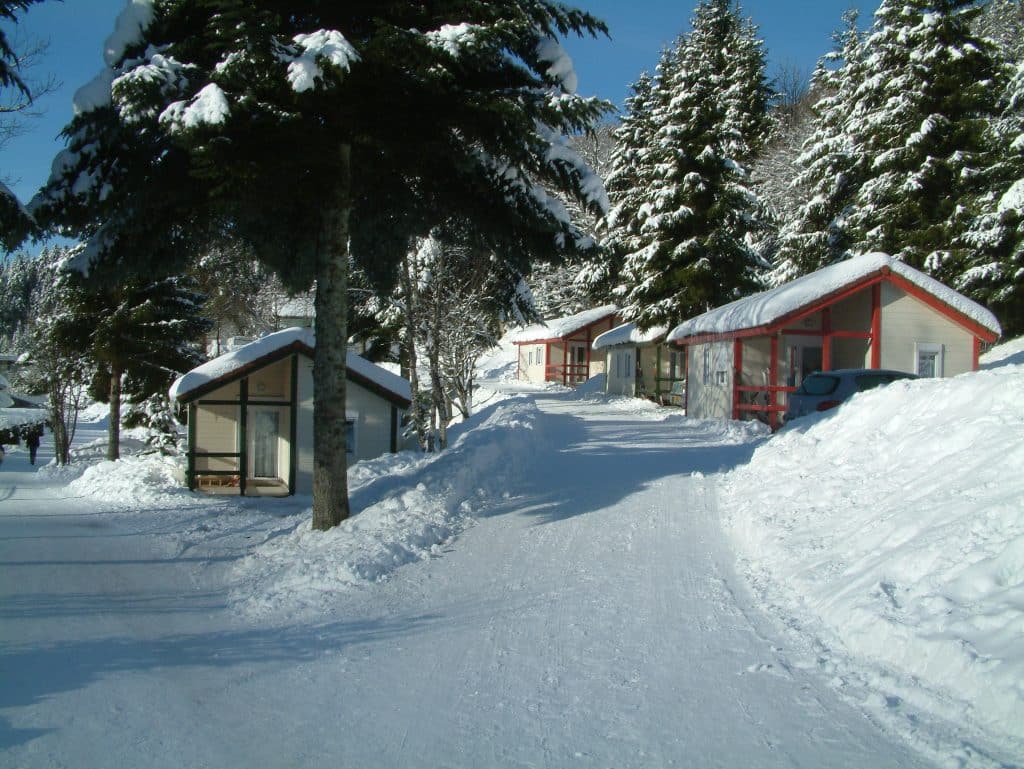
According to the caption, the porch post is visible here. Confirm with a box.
[545,342,551,384]
[871,283,882,369]
[239,377,248,497]
[585,327,593,382]
[821,307,832,371]
[187,402,197,491]
[656,343,663,400]
[769,334,780,431]
[289,355,298,494]
[732,339,743,420]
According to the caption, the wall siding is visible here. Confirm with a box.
[604,347,637,396]
[295,356,315,495]
[880,283,974,376]
[687,341,733,420]
[195,403,238,472]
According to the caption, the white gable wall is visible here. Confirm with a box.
[880,284,974,377]
[295,356,315,495]
[518,344,547,384]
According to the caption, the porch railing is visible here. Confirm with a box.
[735,385,796,429]
[546,362,589,386]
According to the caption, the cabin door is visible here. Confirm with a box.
[569,342,588,382]
[787,344,823,388]
[250,408,280,479]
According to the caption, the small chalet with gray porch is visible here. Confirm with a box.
[592,322,687,404]
[170,327,413,497]
[513,305,618,386]
[667,252,1001,429]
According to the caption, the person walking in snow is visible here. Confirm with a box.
[26,428,41,465]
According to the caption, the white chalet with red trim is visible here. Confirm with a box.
[666,253,1001,429]
[513,305,618,386]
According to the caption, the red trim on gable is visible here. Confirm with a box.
[671,269,998,347]
[885,273,998,343]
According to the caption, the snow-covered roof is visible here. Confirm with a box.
[170,327,411,405]
[667,253,1001,342]
[592,321,668,351]
[0,407,46,432]
[511,305,618,344]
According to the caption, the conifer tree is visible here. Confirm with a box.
[617,0,767,331]
[844,0,1002,281]
[960,54,1024,336]
[56,271,210,461]
[36,1,610,529]
[1,0,48,250]
[773,10,867,283]
[602,69,660,304]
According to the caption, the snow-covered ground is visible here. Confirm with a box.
[0,338,1021,768]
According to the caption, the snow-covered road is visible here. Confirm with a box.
[0,392,937,768]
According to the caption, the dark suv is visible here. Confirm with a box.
[784,368,918,421]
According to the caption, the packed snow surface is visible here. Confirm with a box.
[2,340,1022,767]
[510,304,617,343]
[667,252,1001,341]
[722,344,1024,765]
[169,326,411,403]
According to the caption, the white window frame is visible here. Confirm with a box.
[914,342,944,378]
[702,346,711,385]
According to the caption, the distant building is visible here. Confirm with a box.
[512,305,618,386]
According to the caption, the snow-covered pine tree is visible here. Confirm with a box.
[960,44,1024,336]
[603,68,661,308]
[844,0,1002,282]
[772,10,867,284]
[54,269,210,461]
[43,1,611,529]
[1,0,48,250]
[618,0,767,331]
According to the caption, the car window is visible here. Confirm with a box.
[800,374,839,395]
[854,374,892,391]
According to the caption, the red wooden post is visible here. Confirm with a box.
[769,334,779,431]
[871,284,881,369]
[821,307,832,371]
[733,339,743,420]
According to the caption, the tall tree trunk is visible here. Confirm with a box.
[107,367,121,461]
[311,144,352,531]
[400,253,427,451]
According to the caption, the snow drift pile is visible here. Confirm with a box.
[230,398,544,619]
[721,350,1024,753]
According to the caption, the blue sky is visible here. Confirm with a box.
[1,0,878,209]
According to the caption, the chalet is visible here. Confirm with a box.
[591,322,686,404]
[666,252,1001,429]
[169,327,413,496]
[513,305,618,386]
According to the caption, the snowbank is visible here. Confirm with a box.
[64,452,190,507]
[229,398,544,619]
[721,356,1024,755]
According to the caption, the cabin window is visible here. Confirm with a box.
[669,351,681,380]
[345,418,357,455]
[915,343,944,378]
[537,346,544,363]
[702,347,711,384]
